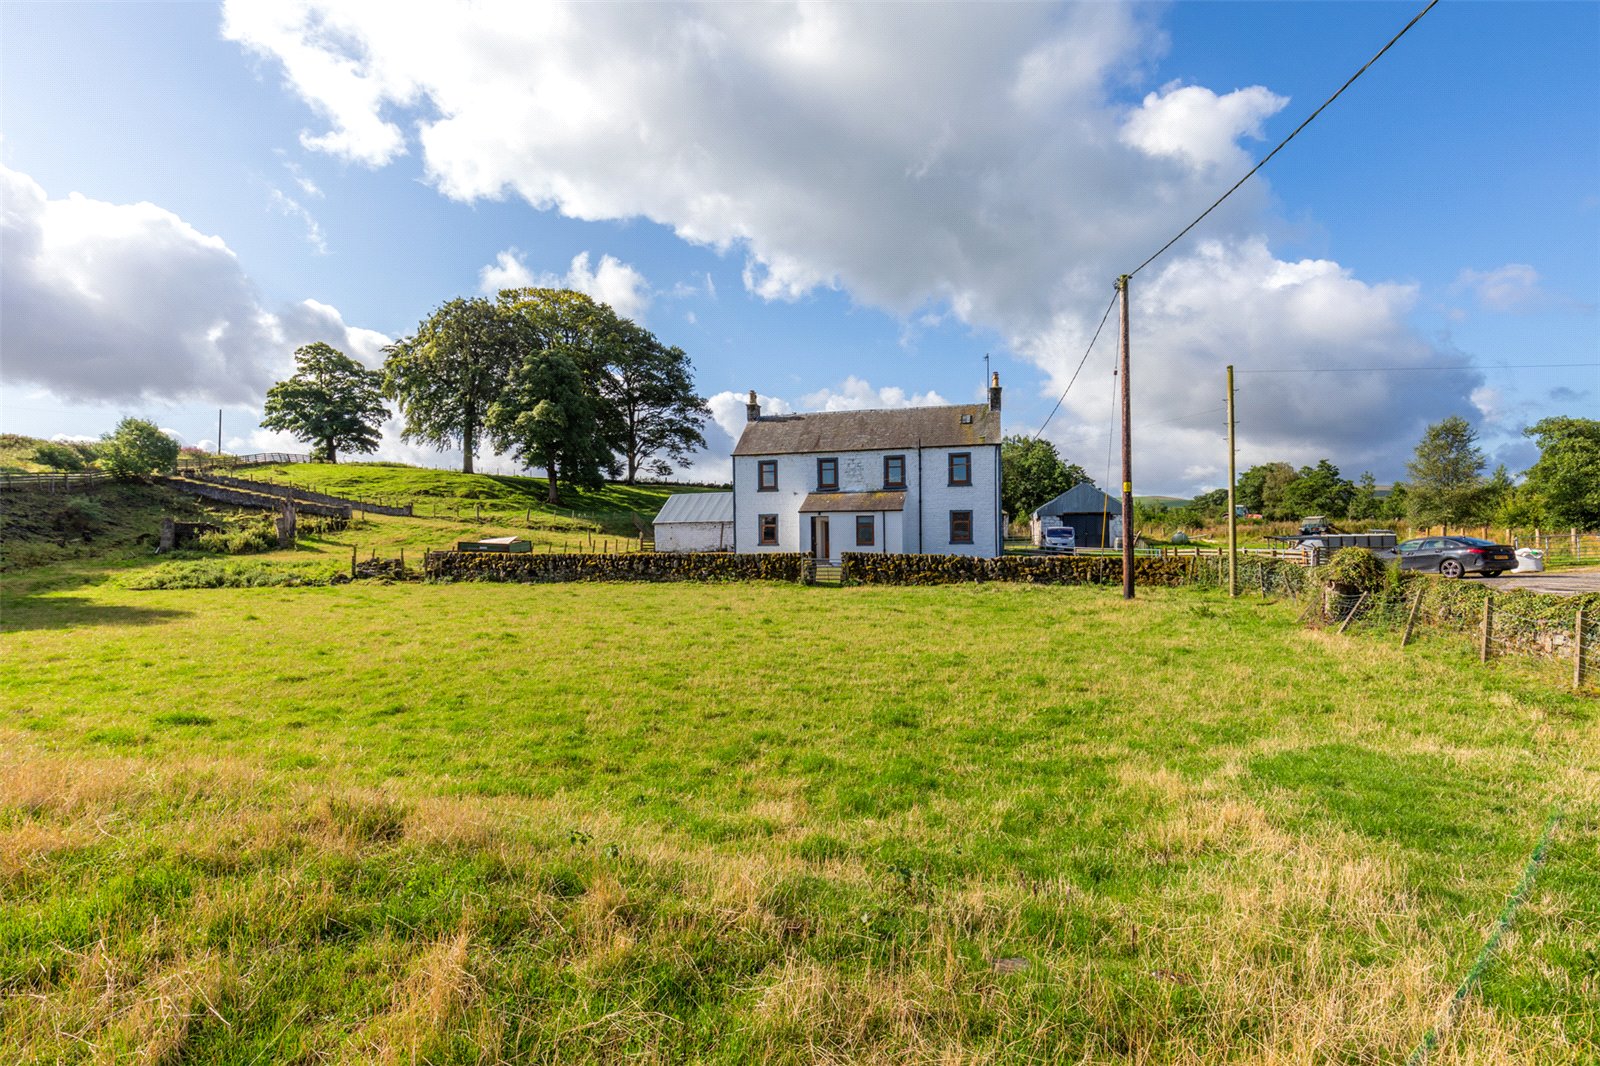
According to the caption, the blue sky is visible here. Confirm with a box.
[2,1,1594,492]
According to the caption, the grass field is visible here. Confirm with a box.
[3,568,1597,1063]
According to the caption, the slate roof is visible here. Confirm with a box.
[733,404,1000,456]
[798,491,907,514]
[653,491,733,525]
[1030,482,1118,518]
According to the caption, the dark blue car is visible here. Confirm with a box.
[1394,536,1516,578]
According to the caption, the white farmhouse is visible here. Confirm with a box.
[731,376,1005,560]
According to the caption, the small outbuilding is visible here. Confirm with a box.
[653,491,734,552]
[1030,483,1120,548]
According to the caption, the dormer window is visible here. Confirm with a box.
[817,457,839,491]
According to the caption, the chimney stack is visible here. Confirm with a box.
[746,389,762,422]
[989,372,1002,413]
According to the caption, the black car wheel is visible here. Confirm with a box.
[1439,559,1464,579]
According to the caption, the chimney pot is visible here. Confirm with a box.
[989,372,1002,413]
[746,389,762,422]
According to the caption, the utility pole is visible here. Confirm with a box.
[217,409,223,456]
[1118,275,1134,600]
[1226,365,1237,598]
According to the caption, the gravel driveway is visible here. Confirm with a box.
[1491,568,1600,596]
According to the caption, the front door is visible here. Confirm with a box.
[814,517,830,561]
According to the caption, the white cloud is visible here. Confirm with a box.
[705,389,793,445]
[221,2,1492,490]
[1453,263,1590,314]
[269,188,328,253]
[478,248,651,320]
[799,376,949,412]
[0,163,384,405]
[1120,83,1287,171]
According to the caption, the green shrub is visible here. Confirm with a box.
[121,560,333,589]
[32,442,86,471]
[99,417,180,479]
[1317,547,1386,592]
[52,497,108,537]
[195,521,279,555]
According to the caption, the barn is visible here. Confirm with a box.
[1030,483,1121,548]
[653,491,734,552]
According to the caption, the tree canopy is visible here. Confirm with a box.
[1520,416,1600,530]
[999,436,1090,519]
[262,343,388,463]
[1406,416,1488,525]
[99,417,179,479]
[383,289,707,486]
[383,298,518,474]
[487,348,610,504]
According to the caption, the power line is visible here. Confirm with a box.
[1128,0,1440,279]
[1032,291,1119,440]
[1236,361,1598,374]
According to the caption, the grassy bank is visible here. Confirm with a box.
[2,573,1596,1062]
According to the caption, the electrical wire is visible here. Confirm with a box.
[1128,0,1441,279]
[1032,291,1119,441]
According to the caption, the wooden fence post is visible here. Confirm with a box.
[1572,528,1580,558]
[1479,594,1493,663]
[350,545,357,579]
[1400,589,1424,648]
[1577,607,1588,692]
[1338,592,1368,634]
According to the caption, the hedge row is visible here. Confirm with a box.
[840,552,1201,586]
[424,550,809,584]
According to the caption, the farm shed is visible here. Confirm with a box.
[653,492,734,552]
[1030,483,1120,548]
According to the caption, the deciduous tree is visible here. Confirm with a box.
[1406,416,1488,526]
[383,298,518,474]
[262,342,387,463]
[487,349,610,504]
[1521,416,1600,529]
[1000,435,1089,520]
[99,417,179,478]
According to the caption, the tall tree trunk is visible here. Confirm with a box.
[626,451,637,485]
[327,440,338,464]
[462,414,475,475]
[546,455,560,504]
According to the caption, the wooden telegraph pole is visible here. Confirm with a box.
[1226,365,1238,598]
[1118,275,1134,600]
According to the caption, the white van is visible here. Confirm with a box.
[1041,526,1076,552]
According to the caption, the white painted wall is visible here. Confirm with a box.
[733,443,1000,557]
[655,521,732,552]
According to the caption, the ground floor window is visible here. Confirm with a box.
[855,514,875,546]
[949,510,973,544]
[759,514,778,545]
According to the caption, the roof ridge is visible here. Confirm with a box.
[762,401,987,419]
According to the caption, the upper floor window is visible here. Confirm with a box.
[758,460,778,492]
[856,514,875,546]
[883,454,906,489]
[948,452,972,486]
[759,514,779,545]
[817,457,839,491]
[949,510,973,544]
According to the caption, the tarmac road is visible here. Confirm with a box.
[1489,568,1600,596]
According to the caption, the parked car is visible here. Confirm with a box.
[1040,525,1076,552]
[1394,536,1517,578]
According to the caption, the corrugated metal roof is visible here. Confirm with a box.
[1031,482,1117,518]
[799,490,907,513]
[734,404,1000,455]
[653,491,733,525]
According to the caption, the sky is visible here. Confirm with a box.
[2,0,1595,493]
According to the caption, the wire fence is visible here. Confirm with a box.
[1309,586,1595,693]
